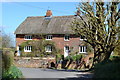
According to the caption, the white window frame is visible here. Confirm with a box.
[45,45,52,52]
[64,35,70,41]
[46,35,52,40]
[24,46,32,52]
[79,46,87,53]
[80,35,86,40]
[24,35,32,40]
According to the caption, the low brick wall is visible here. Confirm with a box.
[14,57,55,68]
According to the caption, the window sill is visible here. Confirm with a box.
[24,39,32,40]
[64,40,70,41]
[24,51,32,52]
[46,51,52,52]
[46,39,52,40]
[79,52,87,53]
[80,39,87,41]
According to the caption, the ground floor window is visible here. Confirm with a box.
[24,46,32,52]
[79,46,87,53]
[45,45,52,52]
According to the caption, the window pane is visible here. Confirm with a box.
[46,35,52,40]
[83,46,84,52]
[24,35,32,40]
[64,35,69,40]
[80,46,82,52]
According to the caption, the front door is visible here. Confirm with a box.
[17,45,21,56]
[64,46,69,57]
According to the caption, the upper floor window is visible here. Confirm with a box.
[45,45,52,52]
[79,46,87,53]
[46,35,52,40]
[64,35,70,41]
[24,35,32,40]
[80,35,86,40]
[24,46,32,52]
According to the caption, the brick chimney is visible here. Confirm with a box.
[45,10,52,17]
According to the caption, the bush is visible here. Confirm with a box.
[2,51,14,70]
[56,54,62,62]
[93,60,120,79]
[71,54,83,61]
[2,50,23,80]
[110,56,120,62]
[2,66,23,80]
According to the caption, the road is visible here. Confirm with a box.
[19,67,93,80]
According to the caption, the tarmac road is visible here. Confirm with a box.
[19,67,93,80]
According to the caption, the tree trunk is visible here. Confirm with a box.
[102,51,111,62]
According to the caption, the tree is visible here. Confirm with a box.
[72,1,120,66]
[114,33,120,56]
[2,34,12,48]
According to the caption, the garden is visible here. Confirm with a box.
[2,49,23,80]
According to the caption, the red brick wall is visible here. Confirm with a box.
[16,34,84,55]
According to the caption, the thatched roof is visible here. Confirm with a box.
[14,15,82,34]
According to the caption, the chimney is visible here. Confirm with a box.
[45,10,52,17]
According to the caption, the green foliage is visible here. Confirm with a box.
[2,66,23,80]
[65,54,83,61]
[65,56,71,61]
[2,50,14,70]
[110,56,120,62]
[20,39,61,57]
[20,52,35,57]
[2,50,23,79]
[113,33,120,56]
[56,54,62,63]
[93,61,120,79]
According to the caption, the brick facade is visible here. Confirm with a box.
[16,34,86,56]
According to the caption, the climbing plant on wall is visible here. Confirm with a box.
[20,39,61,57]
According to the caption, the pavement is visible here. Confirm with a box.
[19,67,93,80]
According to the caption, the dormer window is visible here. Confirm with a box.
[24,35,32,40]
[64,35,70,41]
[46,35,52,40]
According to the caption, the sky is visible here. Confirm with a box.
[0,1,120,47]
[1,2,79,46]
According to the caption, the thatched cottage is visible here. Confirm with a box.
[14,10,87,57]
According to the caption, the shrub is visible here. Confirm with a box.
[2,51,14,70]
[2,50,23,80]
[93,60,120,79]
[56,54,62,61]
[110,56,120,62]
[71,54,83,61]
[2,66,23,80]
